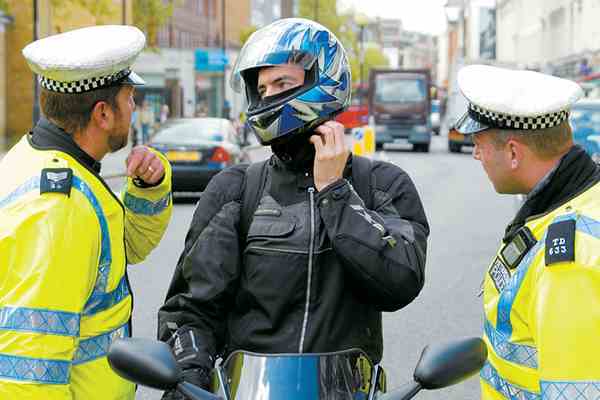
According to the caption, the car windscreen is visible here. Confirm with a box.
[570,107,600,127]
[374,76,427,103]
[152,121,228,145]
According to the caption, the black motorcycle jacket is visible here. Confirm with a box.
[158,155,429,370]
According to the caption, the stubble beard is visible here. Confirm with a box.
[108,125,129,152]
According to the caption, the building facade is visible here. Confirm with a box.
[3,0,133,148]
[496,0,600,79]
[0,10,13,151]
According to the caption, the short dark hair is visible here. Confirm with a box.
[39,85,123,134]
[489,120,573,160]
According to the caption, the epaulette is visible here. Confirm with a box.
[40,157,72,196]
[545,219,576,266]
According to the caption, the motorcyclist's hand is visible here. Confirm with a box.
[310,121,349,191]
[161,367,211,400]
[126,145,165,185]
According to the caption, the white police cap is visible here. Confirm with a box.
[455,64,583,134]
[22,25,146,94]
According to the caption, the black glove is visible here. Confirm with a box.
[161,367,212,400]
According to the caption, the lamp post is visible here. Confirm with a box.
[221,0,227,119]
[355,13,369,106]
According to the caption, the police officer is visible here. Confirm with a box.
[455,65,600,399]
[158,18,429,397]
[0,26,173,399]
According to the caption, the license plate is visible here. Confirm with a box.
[393,138,410,145]
[166,151,201,162]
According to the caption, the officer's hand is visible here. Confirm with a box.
[126,146,165,185]
[161,368,211,400]
[310,121,349,191]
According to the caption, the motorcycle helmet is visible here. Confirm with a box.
[231,18,351,148]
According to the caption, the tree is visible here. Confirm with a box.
[0,0,9,13]
[239,25,258,46]
[50,0,115,25]
[132,0,181,48]
[353,46,389,84]
[298,0,389,86]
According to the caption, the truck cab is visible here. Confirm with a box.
[368,68,432,152]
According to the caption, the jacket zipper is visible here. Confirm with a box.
[299,187,316,353]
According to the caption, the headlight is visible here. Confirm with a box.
[414,125,428,133]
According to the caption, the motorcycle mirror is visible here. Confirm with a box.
[377,337,487,400]
[108,338,182,390]
[413,336,487,390]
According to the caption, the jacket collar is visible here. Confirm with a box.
[29,118,101,173]
[504,145,600,242]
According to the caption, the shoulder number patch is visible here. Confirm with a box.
[40,168,73,196]
[545,219,576,266]
[489,257,511,293]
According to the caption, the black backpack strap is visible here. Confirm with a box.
[240,159,269,242]
[351,155,373,210]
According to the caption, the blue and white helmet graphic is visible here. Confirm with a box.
[231,18,351,145]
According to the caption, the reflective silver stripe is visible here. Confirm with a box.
[123,191,171,216]
[73,323,129,365]
[484,319,538,369]
[0,353,70,384]
[0,306,80,337]
[541,380,600,399]
[299,188,316,353]
[480,361,540,399]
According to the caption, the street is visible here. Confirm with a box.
[102,135,518,399]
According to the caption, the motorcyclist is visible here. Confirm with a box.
[157,18,429,396]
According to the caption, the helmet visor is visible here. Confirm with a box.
[230,21,319,93]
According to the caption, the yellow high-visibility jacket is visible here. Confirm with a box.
[480,179,600,399]
[0,134,172,399]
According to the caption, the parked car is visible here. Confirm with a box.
[431,99,441,135]
[148,118,247,193]
[569,99,600,163]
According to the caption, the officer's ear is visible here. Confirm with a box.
[506,137,526,170]
[90,100,116,131]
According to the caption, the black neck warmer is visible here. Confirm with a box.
[270,131,315,172]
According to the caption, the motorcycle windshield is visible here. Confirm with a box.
[217,349,374,400]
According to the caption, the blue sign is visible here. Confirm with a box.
[195,49,228,72]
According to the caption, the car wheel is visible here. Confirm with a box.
[413,143,430,152]
[449,142,461,153]
[376,142,384,151]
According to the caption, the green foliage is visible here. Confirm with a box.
[133,0,182,48]
[240,25,258,46]
[50,0,115,23]
[0,0,9,14]
[297,0,388,86]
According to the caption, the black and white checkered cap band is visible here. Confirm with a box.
[468,103,569,130]
[40,68,131,93]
